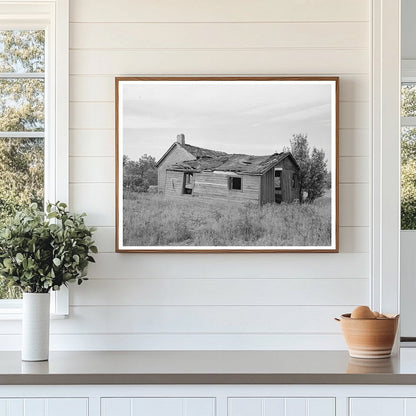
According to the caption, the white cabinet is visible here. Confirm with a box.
[228,397,335,416]
[101,398,215,416]
[0,398,88,416]
[349,398,404,416]
[5,385,416,416]
[349,398,416,416]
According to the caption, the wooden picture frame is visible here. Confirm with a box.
[115,77,339,253]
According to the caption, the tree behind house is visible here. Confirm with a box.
[288,133,328,203]
[123,154,157,193]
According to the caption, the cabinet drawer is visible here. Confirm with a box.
[0,398,88,416]
[349,398,416,416]
[228,397,335,416]
[101,397,215,416]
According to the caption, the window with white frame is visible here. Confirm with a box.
[401,67,416,230]
[0,0,68,313]
[0,29,45,300]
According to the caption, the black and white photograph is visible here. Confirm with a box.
[116,77,338,252]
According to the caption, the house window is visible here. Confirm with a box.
[0,1,69,314]
[229,176,242,190]
[274,169,281,189]
[183,172,193,194]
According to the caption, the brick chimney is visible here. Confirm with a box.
[176,134,185,146]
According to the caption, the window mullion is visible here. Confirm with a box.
[401,117,416,127]
[0,132,44,138]
[0,72,44,79]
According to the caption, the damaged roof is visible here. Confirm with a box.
[167,147,299,176]
[182,143,227,159]
[155,141,227,168]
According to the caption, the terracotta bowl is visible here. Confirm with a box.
[347,357,395,373]
[337,313,399,359]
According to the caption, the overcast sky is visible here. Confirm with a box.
[121,80,335,167]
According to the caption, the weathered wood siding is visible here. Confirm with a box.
[260,168,274,204]
[165,166,300,205]
[164,170,186,197]
[280,158,301,203]
[260,160,300,205]
[164,171,262,204]
[193,172,260,204]
[157,145,195,193]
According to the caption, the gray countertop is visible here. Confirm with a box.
[2,349,416,385]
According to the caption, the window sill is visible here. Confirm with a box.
[0,287,69,318]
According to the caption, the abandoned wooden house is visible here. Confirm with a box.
[155,134,301,205]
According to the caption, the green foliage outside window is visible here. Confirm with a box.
[401,85,416,230]
[0,30,45,298]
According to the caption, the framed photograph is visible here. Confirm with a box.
[116,77,339,253]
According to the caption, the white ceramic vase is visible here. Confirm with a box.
[22,292,50,361]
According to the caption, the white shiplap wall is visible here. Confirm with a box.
[21,0,373,350]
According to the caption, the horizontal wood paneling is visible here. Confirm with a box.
[70,0,369,23]
[339,102,369,129]
[60,0,372,351]
[70,76,115,102]
[70,22,368,49]
[339,76,369,102]
[0,333,347,351]
[86,253,369,279]
[70,49,368,75]
[339,129,369,157]
[92,227,115,253]
[339,227,369,253]
[0,305,356,335]
[69,75,369,102]
[59,306,352,334]
[69,157,114,183]
[69,130,114,157]
[69,183,114,226]
[70,278,368,306]
[339,157,369,183]
[91,226,369,254]
[339,184,369,227]
[70,103,113,129]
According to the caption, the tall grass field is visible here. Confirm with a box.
[123,192,332,247]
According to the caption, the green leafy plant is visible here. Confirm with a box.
[0,202,97,293]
